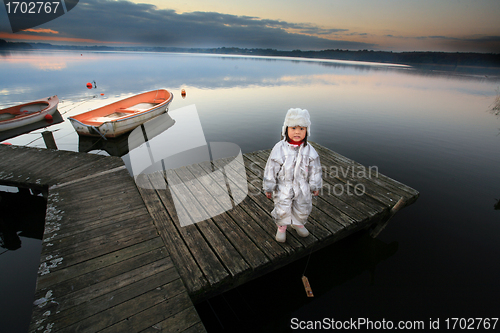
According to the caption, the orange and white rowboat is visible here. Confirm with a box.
[69,89,173,138]
[0,95,59,131]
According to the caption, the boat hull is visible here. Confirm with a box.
[0,96,59,132]
[68,89,173,138]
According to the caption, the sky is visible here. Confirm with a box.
[1,0,499,52]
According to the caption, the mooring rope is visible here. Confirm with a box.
[58,95,98,115]
[301,195,318,297]
[206,299,225,330]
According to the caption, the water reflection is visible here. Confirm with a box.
[0,110,63,142]
[121,106,248,227]
[196,231,398,332]
[2,51,498,108]
[78,132,131,156]
[2,50,500,331]
[0,188,46,251]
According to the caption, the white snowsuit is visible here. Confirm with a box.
[263,140,322,226]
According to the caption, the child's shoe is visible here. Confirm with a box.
[275,225,287,243]
[291,224,309,237]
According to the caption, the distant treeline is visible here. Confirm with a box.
[1,39,499,68]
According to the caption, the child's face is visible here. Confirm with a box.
[288,126,307,142]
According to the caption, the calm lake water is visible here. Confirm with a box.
[1,50,500,332]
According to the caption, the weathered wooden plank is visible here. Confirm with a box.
[33,248,172,330]
[247,150,379,229]
[98,291,196,333]
[51,157,124,185]
[149,172,231,288]
[165,168,208,224]
[136,172,209,295]
[14,151,64,180]
[315,148,402,206]
[37,237,166,289]
[36,155,104,183]
[45,258,172,313]
[311,142,419,200]
[251,150,373,223]
[187,165,269,269]
[0,145,35,169]
[61,278,186,333]
[219,155,333,242]
[242,153,328,248]
[47,196,147,226]
[172,166,251,278]
[0,145,124,186]
[241,153,312,250]
[0,146,64,178]
[181,323,208,333]
[39,214,153,255]
[51,186,144,214]
[189,157,290,264]
[7,141,416,333]
[254,150,387,221]
[41,206,150,241]
[31,248,171,328]
[30,268,181,333]
[2,145,202,333]
[139,306,204,333]
[43,156,123,185]
[213,160,331,254]
[39,226,159,274]
[50,170,133,200]
[236,149,348,236]
[31,258,175,333]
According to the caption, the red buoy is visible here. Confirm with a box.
[181,89,186,98]
[44,114,53,120]
[86,82,92,89]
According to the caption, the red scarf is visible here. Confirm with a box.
[288,139,303,146]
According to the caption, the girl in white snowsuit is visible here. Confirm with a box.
[263,108,322,243]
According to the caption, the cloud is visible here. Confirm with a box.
[17,0,374,50]
[0,31,134,44]
[23,28,59,34]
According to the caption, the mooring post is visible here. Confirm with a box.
[42,130,58,150]
[369,196,406,238]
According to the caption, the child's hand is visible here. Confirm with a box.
[265,192,272,199]
[312,190,319,196]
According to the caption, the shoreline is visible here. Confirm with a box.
[1,40,499,71]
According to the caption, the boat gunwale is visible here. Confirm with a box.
[68,89,173,126]
[68,101,170,128]
[0,95,59,125]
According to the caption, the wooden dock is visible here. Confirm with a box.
[0,145,206,333]
[0,141,418,331]
[135,141,419,302]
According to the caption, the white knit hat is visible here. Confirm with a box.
[282,108,311,137]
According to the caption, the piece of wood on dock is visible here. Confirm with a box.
[0,145,206,333]
[136,141,419,302]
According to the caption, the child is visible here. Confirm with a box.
[263,108,322,243]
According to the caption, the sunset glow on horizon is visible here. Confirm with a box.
[0,0,499,52]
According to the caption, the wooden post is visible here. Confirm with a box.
[42,131,58,150]
[369,196,406,238]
